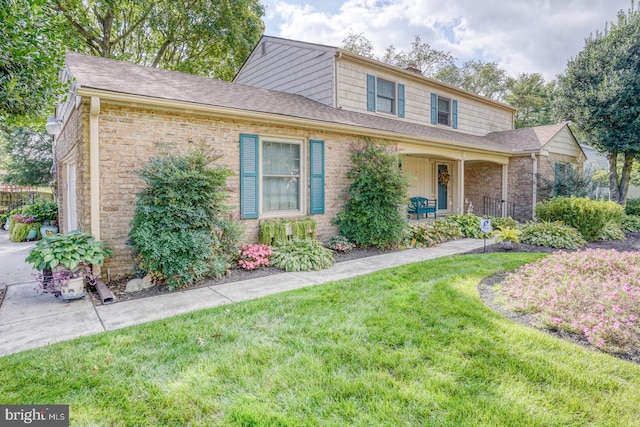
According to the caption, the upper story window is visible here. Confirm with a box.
[367,74,405,118]
[377,79,395,114]
[438,97,451,126]
[430,93,458,129]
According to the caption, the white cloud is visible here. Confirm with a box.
[264,0,632,80]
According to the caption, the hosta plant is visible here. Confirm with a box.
[271,238,335,272]
[518,221,586,249]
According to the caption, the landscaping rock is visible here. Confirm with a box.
[125,276,154,293]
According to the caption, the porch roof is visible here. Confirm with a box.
[485,123,570,152]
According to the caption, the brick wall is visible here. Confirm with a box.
[464,161,502,215]
[507,155,536,221]
[63,101,366,277]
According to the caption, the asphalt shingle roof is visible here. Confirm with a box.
[65,52,562,155]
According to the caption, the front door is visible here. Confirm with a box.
[437,164,449,210]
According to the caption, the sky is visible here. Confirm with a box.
[261,0,633,81]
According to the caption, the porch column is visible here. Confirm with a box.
[501,164,508,218]
[457,158,465,214]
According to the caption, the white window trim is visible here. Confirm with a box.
[259,136,306,218]
[437,96,451,127]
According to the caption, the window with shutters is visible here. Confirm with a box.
[240,134,324,219]
[261,139,301,213]
[430,93,458,128]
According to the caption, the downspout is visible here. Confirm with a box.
[531,152,537,220]
[502,164,508,218]
[457,157,465,214]
[89,96,100,240]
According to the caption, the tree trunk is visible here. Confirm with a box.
[608,151,620,202]
[619,153,635,205]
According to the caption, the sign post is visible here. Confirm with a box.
[480,219,492,253]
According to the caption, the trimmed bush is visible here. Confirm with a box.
[334,140,409,248]
[519,221,586,249]
[270,239,335,272]
[129,148,239,290]
[535,196,624,241]
[625,198,640,216]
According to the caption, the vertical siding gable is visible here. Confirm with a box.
[234,38,336,107]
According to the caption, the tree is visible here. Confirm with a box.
[381,35,454,77]
[435,60,507,101]
[554,5,640,204]
[0,126,54,185]
[504,73,555,128]
[341,32,375,59]
[54,0,265,80]
[0,0,66,125]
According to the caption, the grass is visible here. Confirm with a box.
[1,253,640,426]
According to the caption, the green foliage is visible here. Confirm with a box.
[20,199,57,223]
[434,59,507,100]
[0,0,66,124]
[598,222,626,241]
[259,218,316,246]
[26,231,113,271]
[334,140,409,248]
[326,236,355,253]
[129,148,238,290]
[270,239,335,272]
[504,73,554,128]
[9,220,40,242]
[440,214,491,238]
[430,218,464,241]
[535,196,625,241]
[537,164,600,199]
[554,6,640,203]
[485,216,518,230]
[493,226,521,244]
[55,0,265,80]
[403,222,443,248]
[519,221,586,249]
[626,198,640,216]
[622,214,640,232]
[0,127,54,185]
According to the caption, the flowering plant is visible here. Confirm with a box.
[237,243,272,270]
[13,213,36,223]
[500,249,640,353]
[326,235,355,253]
[438,169,450,186]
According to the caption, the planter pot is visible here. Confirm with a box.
[58,271,86,300]
[40,224,59,237]
[25,228,38,240]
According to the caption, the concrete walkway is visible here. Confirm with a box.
[0,231,490,357]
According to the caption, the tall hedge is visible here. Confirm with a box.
[535,196,625,241]
[129,148,240,289]
[334,140,409,248]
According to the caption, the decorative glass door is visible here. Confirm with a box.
[437,164,449,210]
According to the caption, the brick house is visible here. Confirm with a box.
[51,36,584,276]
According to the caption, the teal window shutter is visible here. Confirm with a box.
[367,74,376,111]
[309,139,325,215]
[398,83,405,118]
[240,133,259,219]
[452,99,458,129]
[430,93,438,124]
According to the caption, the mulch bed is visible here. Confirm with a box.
[89,247,399,305]
[473,232,640,364]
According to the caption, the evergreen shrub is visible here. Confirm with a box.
[334,140,409,248]
[129,147,240,290]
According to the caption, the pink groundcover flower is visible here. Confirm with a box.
[500,249,640,353]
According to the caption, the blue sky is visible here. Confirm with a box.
[261,0,632,80]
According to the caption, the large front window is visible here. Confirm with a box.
[262,140,301,212]
[377,79,395,114]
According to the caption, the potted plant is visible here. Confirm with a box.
[26,231,113,300]
[9,213,41,242]
[23,199,59,237]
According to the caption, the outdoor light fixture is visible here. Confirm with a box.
[45,116,63,135]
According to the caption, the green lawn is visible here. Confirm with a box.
[2,253,640,426]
